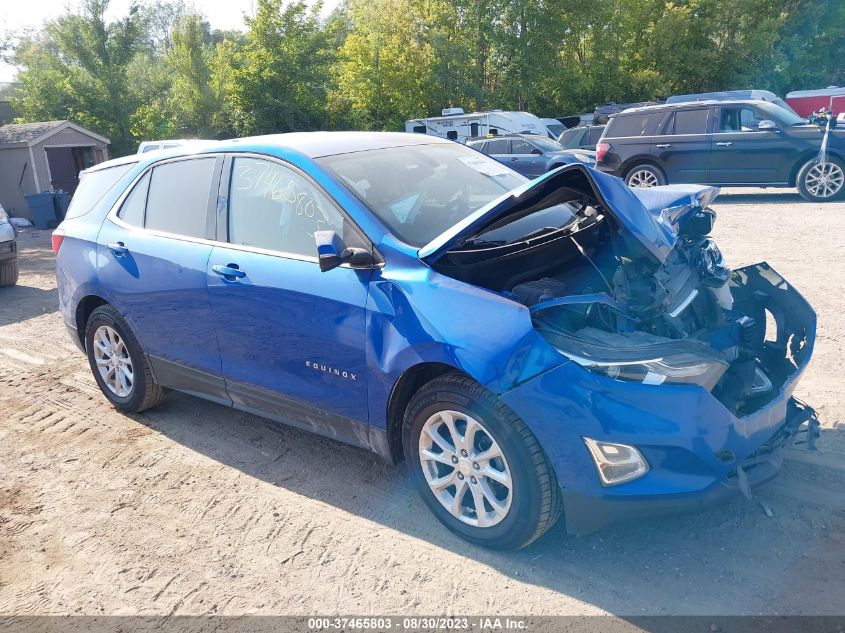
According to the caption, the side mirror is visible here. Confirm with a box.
[315,230,373,273]
[757,120,778,131]
[530,148,542,155]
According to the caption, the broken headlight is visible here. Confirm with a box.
[571,351,729,390]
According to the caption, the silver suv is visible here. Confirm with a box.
[0,204,18,286]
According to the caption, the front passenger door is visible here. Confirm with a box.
[206,156,374,437]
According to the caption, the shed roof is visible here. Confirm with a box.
[0,120,110,147]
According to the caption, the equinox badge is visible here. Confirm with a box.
[305,360,358,381]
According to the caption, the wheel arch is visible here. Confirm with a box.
[75,294,110,350]
[789,149,845,186]
[384,361,464,464]
[619,156,666,181]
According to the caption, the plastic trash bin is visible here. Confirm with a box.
[25,193,58,230]
[53,192,71,222]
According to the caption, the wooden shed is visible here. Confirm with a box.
[0,120,110,220]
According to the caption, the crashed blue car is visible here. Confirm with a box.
[54,132,817,549]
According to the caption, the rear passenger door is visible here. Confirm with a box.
[97,156,228,403]
[653,107,712,183]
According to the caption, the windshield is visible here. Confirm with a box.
[757,101,806,126]
[545,124,566,138]
[318,143,525,247]
[529,136,566,152]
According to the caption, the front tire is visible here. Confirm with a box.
[0,259,18,287]
[797,157,845,201]
[403,373,562,549]
[85,305,164,412]
[625,164,666,188]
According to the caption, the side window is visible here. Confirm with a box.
[605,112,664,138]
[145,158,216,238]
[485,139,509,154]
[587,127,603,144]
[117,172,150,227]
[511,139,536,154]
[228,157,362,258]
[719,107,762,132]
[672,109,709,135]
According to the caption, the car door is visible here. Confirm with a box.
[652,108,711,183]
[508,138,547,177]
[709,105,792,184]
[206,155,374,437]
[482,138,512,169]
[97,156,228,403]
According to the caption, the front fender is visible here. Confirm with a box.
[364,259,565,428]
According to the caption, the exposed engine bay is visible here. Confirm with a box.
[430,168,814,415]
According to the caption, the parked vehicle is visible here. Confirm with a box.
[541,118,567,140]
[558,124,606,151]
[595,99,845,201]
[593,102,663,125]
[137,139,201,154]
[405,109,545,143]
[466,134,595,177]
[668,89,796,115]
[0,204,17,286]
[786,86,845,118]
[556,114,591,128]
[54,132,817,549]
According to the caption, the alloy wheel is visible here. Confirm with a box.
[92,325,134,398]
[627,169,660,188]
[804,162,844,199]
[418,410,512,528]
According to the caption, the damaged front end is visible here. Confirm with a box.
[425,165,816,418]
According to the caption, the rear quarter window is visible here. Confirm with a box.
[604,112,665,138]
[64,163,135,220]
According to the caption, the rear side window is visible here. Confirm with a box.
[64,164,135,220]
[588,127,604,144]
[117,172,150,227]
[559,127,586,148]
[486,139,509,154]
[145,158,216,238]
[670,108,710,135]
[605,112,664,138]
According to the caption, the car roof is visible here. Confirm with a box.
[614,99,772,116]
[88,132,455,174]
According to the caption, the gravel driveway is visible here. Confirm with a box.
[1,189,844,616]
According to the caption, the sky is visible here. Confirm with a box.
[0,0,339,82]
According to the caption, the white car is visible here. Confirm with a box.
[136,139,201,154]
[0,204,18,287]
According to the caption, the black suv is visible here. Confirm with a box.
[596,100,845,201]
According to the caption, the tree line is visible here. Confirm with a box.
[5,0,844,156]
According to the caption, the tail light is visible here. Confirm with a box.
[596,142,610,162]
[51,230,65,255]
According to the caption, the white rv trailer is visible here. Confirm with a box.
[405,108,545,142]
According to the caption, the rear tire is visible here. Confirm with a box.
[0,259,18,287]
[403,373,562,550]
[85,304,164,412]
[797,157,845,202]
[625,164,666,188]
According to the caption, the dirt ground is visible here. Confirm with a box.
[1,188,844,617]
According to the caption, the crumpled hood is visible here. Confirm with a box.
[418,163,719,264]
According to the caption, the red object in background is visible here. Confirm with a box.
[786,87,845,118]
[596,142,610,162]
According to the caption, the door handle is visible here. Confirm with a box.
[107,242,128,257]
[716,141,733,147]
[212,264,246,279]
[656,143,671,148]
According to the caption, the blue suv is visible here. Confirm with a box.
[54,133,817,549]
